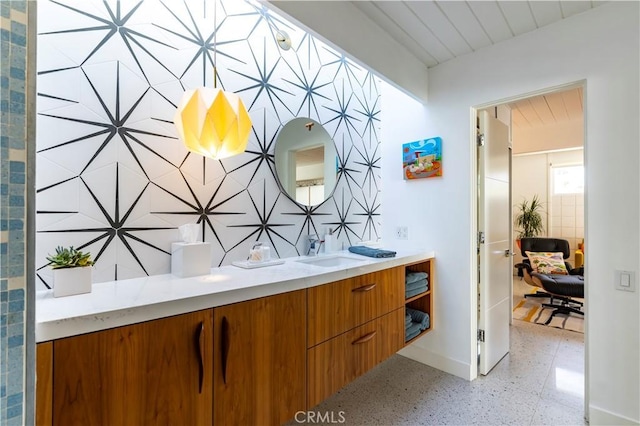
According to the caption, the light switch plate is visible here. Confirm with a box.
[615,270,636,292]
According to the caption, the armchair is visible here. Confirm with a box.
[515,237,584,324]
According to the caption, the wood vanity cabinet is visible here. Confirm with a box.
[49,309,213,426]
[213,289,306,426]
[306,267,405,407]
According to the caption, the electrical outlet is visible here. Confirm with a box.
[395,226,408,240]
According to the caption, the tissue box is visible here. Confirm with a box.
[171,242,212,278]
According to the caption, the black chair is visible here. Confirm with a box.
[515,237,584,324]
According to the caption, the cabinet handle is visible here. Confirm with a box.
[352,331,377,345]
[352,283,376,292]
[196,321,205,394]
[221,316,230,385]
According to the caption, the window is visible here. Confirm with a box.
[552,165,584,194]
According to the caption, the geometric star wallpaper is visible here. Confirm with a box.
[36,0,382,289]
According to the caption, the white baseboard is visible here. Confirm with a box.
[398,344,472,381]
[589,405,639,425]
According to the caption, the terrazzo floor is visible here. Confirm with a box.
[293,279,585,425]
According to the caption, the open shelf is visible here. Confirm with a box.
[403,258,434,347]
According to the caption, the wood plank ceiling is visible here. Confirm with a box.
[352,1,607,69]
[509,87,583,128]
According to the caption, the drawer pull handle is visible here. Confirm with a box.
[352,331,377,345]
[196,321,205,393]
[352,283,376,292]
[221,316,230,385]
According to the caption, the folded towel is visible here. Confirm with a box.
[406,307,430,331]
[405,285,428,299]
[405,278,428,292]
[405,272,428,284]
[405,313,412,327]
[348,246,396,258]
[405,322,422,342]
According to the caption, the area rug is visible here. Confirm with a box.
[513,299,584,333]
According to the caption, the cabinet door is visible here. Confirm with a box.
[214,290,306,426]
[52,310,213,426]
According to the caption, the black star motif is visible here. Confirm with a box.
[324,79,362,141]
[155,0,246,88]
[353,191,381,242]
[150,172,246,254]
[322,188,361,246]
[231,37,295,122]
[281,202,332,252]
[37,63,177,191]
[226,181,295,259]
[224,109,278,186]
[353,88,381,150]
[335,133,362,193]
[282,34,333,118]
[353,141,381,197]
[39,0,178,85]
[37,163,174,285]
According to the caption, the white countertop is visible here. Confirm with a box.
[36,249,434,342]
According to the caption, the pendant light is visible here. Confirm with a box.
[174,1,252,160]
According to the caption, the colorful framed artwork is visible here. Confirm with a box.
[403,137,442,180]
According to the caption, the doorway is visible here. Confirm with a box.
[472,81,587,415]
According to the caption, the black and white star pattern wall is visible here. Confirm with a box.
[36,0,383,288]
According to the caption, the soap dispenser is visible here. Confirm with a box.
[324,228,334,254]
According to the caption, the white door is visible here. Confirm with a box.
[478,109,511,375]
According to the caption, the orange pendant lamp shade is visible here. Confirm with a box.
[174,87,252,160]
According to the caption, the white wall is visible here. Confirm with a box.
[513,149,584,266]
[422,2,639,423]
[380,82,474,378]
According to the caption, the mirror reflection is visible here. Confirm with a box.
[275,118,337,206]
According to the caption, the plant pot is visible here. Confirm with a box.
[53,266,92,298]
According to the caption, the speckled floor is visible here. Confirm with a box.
[293,279,585,426]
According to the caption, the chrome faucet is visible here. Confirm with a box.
[307,234,323,256]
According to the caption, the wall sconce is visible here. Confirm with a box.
[173,2,252,160]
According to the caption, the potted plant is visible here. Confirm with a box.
[46,246,94,297]
[514,195,545,249]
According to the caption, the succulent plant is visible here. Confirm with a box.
[46,246,94,269]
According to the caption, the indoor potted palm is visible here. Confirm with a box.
[46,246,94,297]
[514,195,545,249]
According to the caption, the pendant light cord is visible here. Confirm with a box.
[213,0,217,89]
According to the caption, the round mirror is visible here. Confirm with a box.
[274,118,337,206]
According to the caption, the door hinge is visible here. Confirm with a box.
[477,133,485,146]
[478,231,485,245]
[478,329,485,342]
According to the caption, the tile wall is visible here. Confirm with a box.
[1,1,28,424]
[35,0,383,288]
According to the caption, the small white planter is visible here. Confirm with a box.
[53,266,92,298]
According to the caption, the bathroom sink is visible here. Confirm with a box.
[295,255,367,268]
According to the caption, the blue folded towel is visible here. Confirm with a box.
[348,246,396,258]
[405,272,428,284]
[405,322,422,341]
[406,307,430,331]
[405,278,428,291]
[405,285,427,299]
[405,313,412,327]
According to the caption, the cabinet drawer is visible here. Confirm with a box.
[307,308,404,408]
[308,267,404,347]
